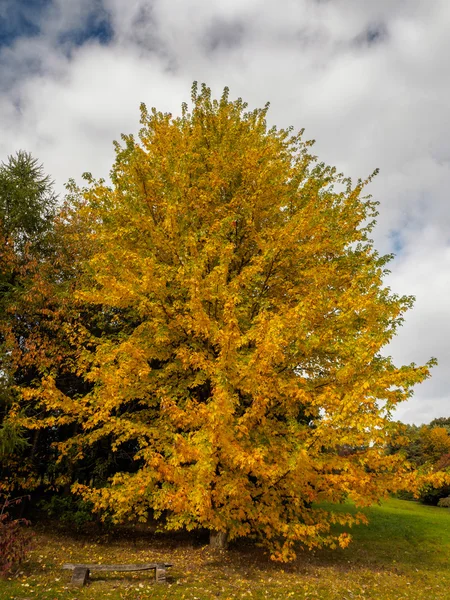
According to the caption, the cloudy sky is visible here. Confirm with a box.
[1,0,448,424]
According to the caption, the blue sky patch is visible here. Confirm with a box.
[389,229,404,255]
[58,8,113,48]
[0,0,51,48]
[0,0,113,50]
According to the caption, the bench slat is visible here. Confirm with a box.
[63,563,172,572]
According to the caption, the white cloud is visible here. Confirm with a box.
[386,230,450,423]
[1,0,449,423]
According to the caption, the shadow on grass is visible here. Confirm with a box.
[29,498,450,582]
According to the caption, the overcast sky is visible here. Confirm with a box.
[1,0,448,424]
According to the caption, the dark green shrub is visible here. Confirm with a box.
[394,490,415,501]
[419,483,450,506]
[39,495,97,530]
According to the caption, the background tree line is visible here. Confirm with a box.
[388,417,450,505]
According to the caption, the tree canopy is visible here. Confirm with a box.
[11,84,436,560]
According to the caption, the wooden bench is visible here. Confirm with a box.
[62,562,173,586]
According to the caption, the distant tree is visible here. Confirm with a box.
[389,419,450,505]
[420,426,450,464]
[12,85,435,560]
[429,417,450,433]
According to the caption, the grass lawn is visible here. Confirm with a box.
[1,498,449,599]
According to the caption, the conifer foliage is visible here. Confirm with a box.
[17,84,434,560]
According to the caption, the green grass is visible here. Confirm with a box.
[1,498,449,599]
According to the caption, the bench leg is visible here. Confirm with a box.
[155,565,166,583]
[71,567,90,586]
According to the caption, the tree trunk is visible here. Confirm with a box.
[209,530,228,550]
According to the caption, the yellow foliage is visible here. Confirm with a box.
[15,83,435,560]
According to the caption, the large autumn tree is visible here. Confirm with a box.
[16,84,435,560]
